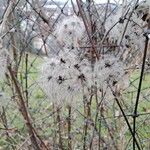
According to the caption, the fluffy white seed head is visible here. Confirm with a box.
[136,0,150,16]
[105,4,146,60]
[54,16,85,48]
[39,52,83,106]
[94,55,128,99]
[106,10,143,40]
[95,55,126,87]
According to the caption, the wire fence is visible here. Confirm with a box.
[0,0,150,149]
